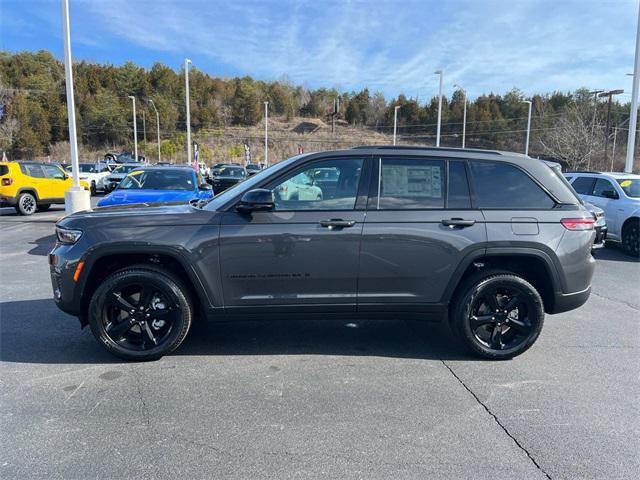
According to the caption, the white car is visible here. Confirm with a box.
[564,172,640,257]
[64,163,110,195]
[275,171,323,201]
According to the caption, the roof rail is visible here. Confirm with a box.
[351,145,503,156]
[564,170,601,174]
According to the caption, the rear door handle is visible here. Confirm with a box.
[320,219,356,229]
[441,218,476,228]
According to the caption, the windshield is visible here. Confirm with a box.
[112,165,140,175]
[617,178,640,198]
[218,167,245,177]
[204,154,308,210]
[118,169,195,191]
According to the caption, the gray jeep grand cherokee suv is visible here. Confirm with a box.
[50,146,596,361]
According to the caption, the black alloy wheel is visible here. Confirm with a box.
[622,221,640,258]
[453,273,544,359]
[89,267,192,361]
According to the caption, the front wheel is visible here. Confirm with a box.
[622,220,639,258]
[452,273,544,360]
[88,267,193,361]
[90,181,97,196]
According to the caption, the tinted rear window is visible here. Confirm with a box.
[571,177,596,195]
[470,161,555,209]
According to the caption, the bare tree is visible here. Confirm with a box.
[0,80,18,154]
[538,102,604,170]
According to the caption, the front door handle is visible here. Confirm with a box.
[320,219,356,229]
[441,218,476,228]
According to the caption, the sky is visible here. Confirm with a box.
[1,0,638,100]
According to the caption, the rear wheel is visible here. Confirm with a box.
[621,220,639,258]
[15,192,37,215]
[88,267,193,361]
[90,181,97,196]
[452,273,544,359]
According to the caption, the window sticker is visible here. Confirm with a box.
[620,180,632,188]
[382,165,442,198]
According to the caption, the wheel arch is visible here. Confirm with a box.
[77,245,212,326]
[443,248,561,314]
[16,187,40,201]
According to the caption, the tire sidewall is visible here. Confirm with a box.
[88,268,192,361]
[622,221,640,257]
[455,274,545,359]
[17,192,37,215]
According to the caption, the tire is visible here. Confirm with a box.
[90,181,97,196]
[15,192,37,215]
[88,266,193,361]
[451,272,544,360]
[37,204,51,212]
[621,220,640,258]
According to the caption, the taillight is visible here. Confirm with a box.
[561,218,595,231]
[1,178,13,186]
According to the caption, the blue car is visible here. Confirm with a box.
[97,166,214,207]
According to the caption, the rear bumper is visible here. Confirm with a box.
[592,226,608,249]
[551,285,591,314]
[0,195,17,207]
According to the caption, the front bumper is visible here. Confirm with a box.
[49,244,85,326]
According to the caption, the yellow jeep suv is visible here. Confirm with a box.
[0,161,88,215]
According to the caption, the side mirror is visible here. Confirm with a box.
[237,188,274,213]
[602,190,619,199]
[199,183,213,191]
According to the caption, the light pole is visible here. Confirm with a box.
[435,70,444,147]
[128,95,138,161]
[393,105,400,145]
[453,84,467,148]
[184,58,192,164]
[264,101,269,167]
[522,100,532,156]
[61,0,90,213]
[626,3,640,173]
[149,99,161,163]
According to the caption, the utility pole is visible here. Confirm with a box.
[626,3,640,173]
[587,90,604,170]
[522,100,532,156]
[149,99,161,163]
[453,84,466,148]
[61,0,90,214]
[435,70,444,147]
[184,58,192,164]
[393,105,400,145]
[599,89,624,167]
[612,127,618,171]
[264,101,269,167]
[128,95,138,161]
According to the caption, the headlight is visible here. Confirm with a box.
[56,227,83,244]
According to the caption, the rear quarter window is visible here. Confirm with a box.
[0,165,9,176]
[469,161,555,209]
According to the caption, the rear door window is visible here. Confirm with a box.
[571,176,596,195]
[377,158,445,209]
[447,160,471,208]
[592,178,618,199]
[20,164,45,178]
[469,161,554,209]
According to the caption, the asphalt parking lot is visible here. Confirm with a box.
[1,203,638,480]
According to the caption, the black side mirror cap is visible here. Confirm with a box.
[199,183,213,191]
[237,188,274,212]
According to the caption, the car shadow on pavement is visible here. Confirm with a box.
[27,234,57,256]
[593,245,640,263]
[0,298,473,364]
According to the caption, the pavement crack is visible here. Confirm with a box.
[130,365,151,428]
[591,292,639,311]
[442,360,552,480]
